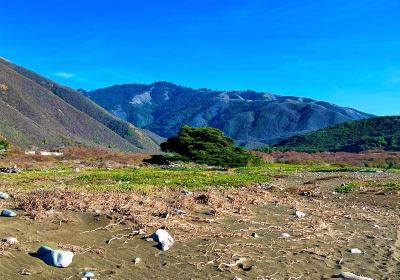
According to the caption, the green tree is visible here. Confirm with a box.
[157,125,259,167]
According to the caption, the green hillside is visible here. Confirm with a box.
[266,116,400,153]
[0,58,159,151]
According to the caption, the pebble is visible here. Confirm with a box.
[151,229,174,251]
[1,209,16,217]
[83,271,95,278]
[37,246,74,268]
[1,236,18,244]
[281,233,291,238]
[294,210,305,218]
[349,248,363,254]
[133,257,141,264]
[0,192,10,199]
[339,272,373,280]
[251,232,259,238]
[181,189,193,195]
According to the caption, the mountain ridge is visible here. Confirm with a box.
[0,58,159,151]
[85,81,373,148]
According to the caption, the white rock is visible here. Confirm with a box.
[151,229,174,251]
[339,272,373,280]
[1,236,18,244]
[294,210,305,218]
[350,248,363,254]
[281,233,291,238]
[83,271,95,278]
[133,257,141,264]
[0,192,10,199]
[251,232,259,238]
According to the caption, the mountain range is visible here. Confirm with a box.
[84,82,372,148]
[0,58,159,152]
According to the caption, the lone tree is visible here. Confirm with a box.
[157,125,259,167]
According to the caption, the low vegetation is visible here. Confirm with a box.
[256,150,400,169]
[263,116,400,153]
[0,135,9,150]
[150,125,260,168]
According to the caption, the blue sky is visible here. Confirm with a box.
[1,0,400,115]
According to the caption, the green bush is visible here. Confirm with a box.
[154,125,260,167]
[0,137,9,150]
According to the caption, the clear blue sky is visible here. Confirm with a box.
[1,0,399,115]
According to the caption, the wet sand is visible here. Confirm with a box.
[0,171,399,279]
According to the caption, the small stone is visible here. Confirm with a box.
[233,277,243,280]
[1,209,16,217]
[373,224,380,228]
[294,210,305,218]
[145,238,154,242]
[181,189,192,195]
[37,246,74,268]
[339,272,373,280]
[174,208,186,215]
[1,236,18,244]
[151,229,174,251]
[281,233,291,238]
[133,257,141,264]
[251,232,259,238]
[349,248,362,254]
[0,192,10,199]
[83,271,95,278]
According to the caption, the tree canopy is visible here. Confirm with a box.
[158,125,259,167]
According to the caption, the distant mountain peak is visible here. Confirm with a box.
[85,82,373,148]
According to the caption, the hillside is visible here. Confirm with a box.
[269,116,400,152]
[85,82,372,148]
[0,58,159,151]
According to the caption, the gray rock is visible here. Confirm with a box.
[36,246,74,268]
[1,209,16,217]
[0,192,10,199]
[83,271,95,278]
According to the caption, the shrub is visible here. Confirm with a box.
[0,136,9,150]
[155,125,260,167]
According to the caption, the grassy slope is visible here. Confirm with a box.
[268,116,400,152]
[0,60,151,151]
[0,58,159,151]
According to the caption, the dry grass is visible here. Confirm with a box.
[256,150,400,168]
